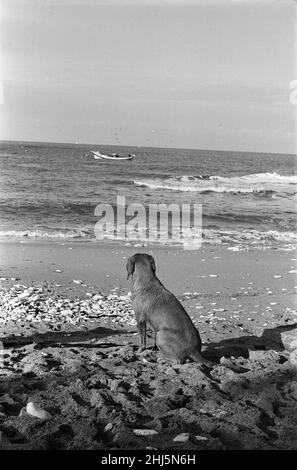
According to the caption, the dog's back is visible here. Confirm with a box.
[127,253,209,365]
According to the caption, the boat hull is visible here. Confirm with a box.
[91,151,134,161]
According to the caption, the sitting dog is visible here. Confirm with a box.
[126,253,212,365]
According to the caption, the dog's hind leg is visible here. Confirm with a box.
[156,330,187,363]
[152,331,158,350]
[137,318,147,352]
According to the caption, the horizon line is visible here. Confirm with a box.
[0,139,294,157]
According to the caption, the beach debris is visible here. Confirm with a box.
[209,274,219,278]
[0,284,136,327]
[133,429,158,436]
[195,435,208,442]
[173,433,190,442]
[18,407,27,417]
[104,423,114,432]
[273,275,283,278]
[55,269,63,273]
[72,280,83,284]
[26,402,51,420]
[288,270,297,274]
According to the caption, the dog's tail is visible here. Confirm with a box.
[190,350,213,368]
[191,351,249,373]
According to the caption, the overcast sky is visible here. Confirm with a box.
[0,0,295,152]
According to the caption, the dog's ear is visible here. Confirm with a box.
[126,256,135,280]
[150,256,156,273]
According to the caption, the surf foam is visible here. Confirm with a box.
[134,172,297,194]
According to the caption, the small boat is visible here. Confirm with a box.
[91,151,135,161]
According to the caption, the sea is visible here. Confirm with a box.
[0,141,296,251]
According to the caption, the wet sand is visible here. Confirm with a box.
[0,240,297,449]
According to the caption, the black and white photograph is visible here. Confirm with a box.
[0,0,296,455]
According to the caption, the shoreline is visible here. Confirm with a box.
[1,238,296,294]
[0,228,296,252]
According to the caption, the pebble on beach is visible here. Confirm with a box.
[133,429,158,436]
[26,402,51,421]
[173,433,190,442]
[195,435,208,441]
[104,423,114,432]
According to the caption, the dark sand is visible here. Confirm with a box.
[0,240,297,449]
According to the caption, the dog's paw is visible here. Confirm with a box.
[139,349,157,362]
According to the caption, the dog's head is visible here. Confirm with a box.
[126,253,156,280]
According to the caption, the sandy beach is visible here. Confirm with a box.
[0,240,297,449]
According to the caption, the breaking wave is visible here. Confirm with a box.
[134,172,297,195]
[0,228,92,240]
